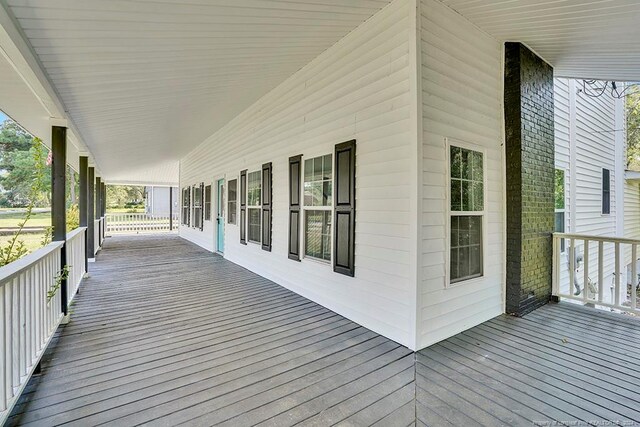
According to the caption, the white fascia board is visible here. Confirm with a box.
[0,1,94,165]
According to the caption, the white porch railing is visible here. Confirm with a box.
[0,241,64,422]
[106,213,178,234]
[93,218,102,255]
[66,227,86,304]
[553,233,640,314]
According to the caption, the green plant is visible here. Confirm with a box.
[0,139,50,266]
[67,203,79,231]
[47,264,70,303]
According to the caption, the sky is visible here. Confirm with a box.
[0,111,7,124]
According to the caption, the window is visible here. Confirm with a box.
[303,154,332,262]
[602,168,610,215]
[204,185,212,221]
[555,169,566,252]
[182,187,190,226]
[449,145,484,283]
[228,179,237,224]
[193,185,202,229]
[247,171,261,243]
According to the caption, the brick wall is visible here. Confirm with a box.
[504,42,555,316]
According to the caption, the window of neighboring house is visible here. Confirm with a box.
[303,154,332,262]
[182,187,190,225]
[193,185,202,229]
[602,168,611,215]
[247,171,261,243]
[449,144,484,284]
[228,179,237,224]
[204,185,212,221]
[555,169,566,252]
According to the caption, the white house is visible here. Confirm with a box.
[145,186,179,216]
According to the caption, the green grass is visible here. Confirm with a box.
[0,211,51,228]
[0,232,46,254]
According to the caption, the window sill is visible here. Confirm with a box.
[447,274,484,288]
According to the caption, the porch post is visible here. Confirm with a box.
[169,186,173,231]
[96,176,102,247]
[79,156,88,273]
[87,167,95,261]
[51,126,68,315]
[102,183,107,238]
[504,42,555,316]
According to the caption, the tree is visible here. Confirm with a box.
[626,87,640,171]
[0,119,51,207]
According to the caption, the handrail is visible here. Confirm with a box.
[554,232,640,245]
[66,226,87,241]
[0,241,64,284]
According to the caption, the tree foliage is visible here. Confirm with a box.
[626,87,640,171]
[107,185,145,209]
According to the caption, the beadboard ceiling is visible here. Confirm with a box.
[3,0,640,184]
[3,0,391,184]
[439,0,640,81]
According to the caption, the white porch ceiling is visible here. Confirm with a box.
[2,0,640,184]
[439,0,640,81]
[3,0,392,185]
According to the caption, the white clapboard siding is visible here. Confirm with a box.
[625,181,640,241]
[180,0,417,348]
[418,0,504,349]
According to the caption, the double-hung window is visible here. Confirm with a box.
[303,154,332,262]
[247,171,261,243]
[204,185,212,221]
[192,185,202,229]
[555,169,566,252]
[449,144,484,284]
[228,179,237,225]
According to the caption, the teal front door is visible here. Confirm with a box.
[216,179,225,253]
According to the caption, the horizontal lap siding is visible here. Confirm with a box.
[180,0,416,347]
[418,0,504,349]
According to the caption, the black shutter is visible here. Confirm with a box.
[200,182,205,231]
[602,168,611,215]
[261,162,273,251]
[288,155,302,261]
[334,140,356,277]
[240,170,247,244]
[187,187,191,227]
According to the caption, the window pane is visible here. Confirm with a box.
[472,151,483,181]
[451,180,462,211]
[555,169,565,209]
[248,208,261,242]
[305,210,331,261]
[450,214,483,282]
[450,146,461,179]
[323,154,332,180]
[248,171,261,206]
[304,154,332,207]
[450,146,483,213]
[472,181,484,211]
[555,212,565,233]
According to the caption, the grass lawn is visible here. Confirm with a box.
[0,211,51,228]
[0,232,46,254]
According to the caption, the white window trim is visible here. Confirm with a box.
[445,138,487,288]
[246,169,262,245]
[301,153,333,265]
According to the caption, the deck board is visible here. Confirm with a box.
[7,234,640,426]
[7,235,412,426]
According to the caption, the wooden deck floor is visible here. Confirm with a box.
[7,234,640,426]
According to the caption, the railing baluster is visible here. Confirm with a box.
[552,235,559,296]
[632,244,637,312]
[569,238,575,296]
[615,242,620,307]
[583,239,589,302]
[598,241,604,303]
[0,284,6,412]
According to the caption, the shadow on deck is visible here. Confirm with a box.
[7,235,640,426]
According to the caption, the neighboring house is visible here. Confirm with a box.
[144,186,178,216]
[554,78,638,303]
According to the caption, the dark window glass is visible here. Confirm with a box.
[602,168,610,215]
[228,179,237,224]
[305,210,331,261]
[248,208,261,243]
